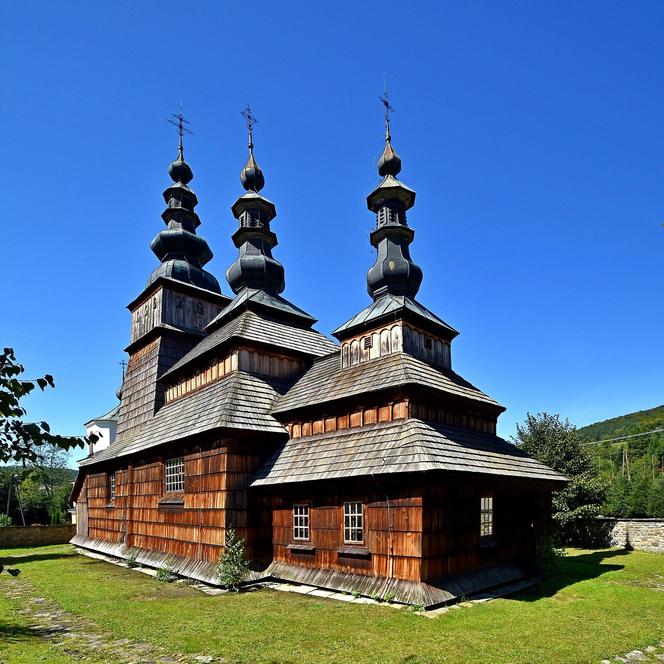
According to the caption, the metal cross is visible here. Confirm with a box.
[378,78,394,141]
[167,104,194,155]
[241,104,258,149]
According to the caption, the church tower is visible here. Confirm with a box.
[333,93,458,371]
[116,114,230,438]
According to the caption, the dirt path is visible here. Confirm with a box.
[1,575,221,664]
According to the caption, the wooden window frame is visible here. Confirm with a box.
[480,496,494,538]
[108,472,116,503]
[292,504,310,541]
[164,457,185,493]
[343,501,364,545]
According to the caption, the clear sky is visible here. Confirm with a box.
[3,1,662,467]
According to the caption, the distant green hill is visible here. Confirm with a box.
[578,404,664,443]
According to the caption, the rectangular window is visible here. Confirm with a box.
[292,504,310,540]
[109,473,116,501]
[343,501,364,543]
[480,496,494,537]
[165,457,185,493]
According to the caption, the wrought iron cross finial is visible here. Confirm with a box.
[379,77,394,143]
[167,103,193,157]
[241,104,257,151]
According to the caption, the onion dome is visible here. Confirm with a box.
[377,131,402,177]
[226,107,285,296]
[365,95,422,300]
[146,113,220,293]
[168,149,193,185]
[240,140,265,192]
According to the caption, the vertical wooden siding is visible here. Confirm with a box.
[83,437,276,564]
[260,482,423,582]
[422,476,552,580]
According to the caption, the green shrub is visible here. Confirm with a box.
[156,558,177,583]
[125,553,139,569]
[383,591,396,604]
[0,514,12,527]
[217,527,250,591]
[536,537,567,576]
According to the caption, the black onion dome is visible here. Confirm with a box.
[227,110,286,296]
[240,149,265,192]
[146,131,221,294]
[378,139,402,177]
[168,153,193,184]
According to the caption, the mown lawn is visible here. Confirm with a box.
[1,545,663,664]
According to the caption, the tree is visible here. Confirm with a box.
[217,527,250,591]
[0,347,85,463]
[647,478,664,518]
[514,413,606,545]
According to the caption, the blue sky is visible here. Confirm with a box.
[3,1,663,466]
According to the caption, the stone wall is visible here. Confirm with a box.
[600,518,664,553]
[0,525,76,548]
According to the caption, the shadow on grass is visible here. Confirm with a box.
[0,551,76,565]
[0,619,64,644]
[514,549,629,602]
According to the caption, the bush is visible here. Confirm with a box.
[0,514,12,527]
[536,537,567,576]
[126,553,139,569]
[217,527,250,591]
[156,558,177,583]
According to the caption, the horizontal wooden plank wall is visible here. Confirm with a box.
[165,347,306,404]
[409,401,497,435]
[422,475,552,581]
[286,399,409,439]
[256,480,423,582]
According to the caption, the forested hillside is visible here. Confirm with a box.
[578,404,664,442]
[579,405,664,518]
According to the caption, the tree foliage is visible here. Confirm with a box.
[0,347,84,463]
[580,405,664,519]
[0,455,75,525]
[217,527,250,591]
[514,413,606,545]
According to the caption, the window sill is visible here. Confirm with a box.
[158,493,184,508]
[337,546,371,558]
[287,543,315,553]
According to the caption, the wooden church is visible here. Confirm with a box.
[70,103,566,607]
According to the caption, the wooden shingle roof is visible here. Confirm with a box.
[272,351,503,415]
[161,310,337,381]
[252,419,568,486]
[332,294,458,340]
[79,371,288,467]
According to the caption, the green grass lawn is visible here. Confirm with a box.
[1,545,663,664]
